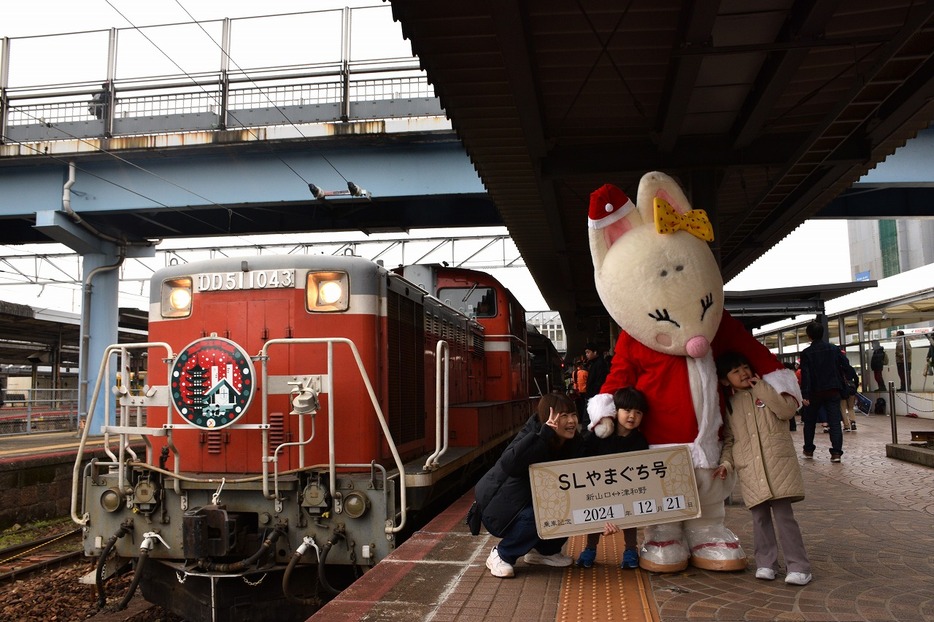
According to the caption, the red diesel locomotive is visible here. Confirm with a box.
[71,254,546,622]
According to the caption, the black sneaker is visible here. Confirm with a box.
[850,423,857,431]
[830,454,842,463]
[803,451,813,459]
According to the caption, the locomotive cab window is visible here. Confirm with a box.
[161,277,193,318]
[306,271,349,312]
[439,286,496,318]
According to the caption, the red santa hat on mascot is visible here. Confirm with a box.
[589,184,635,230]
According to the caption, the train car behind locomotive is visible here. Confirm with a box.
[71,255,542,622]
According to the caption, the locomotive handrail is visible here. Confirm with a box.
[423,340,450,470]
[271,408,318,501]
[259,337,408,535]
[71,342,175,526]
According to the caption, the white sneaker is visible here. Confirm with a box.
[755,567,776,580]
[523,549,573,567]
[486,547,514,578]
[785,571,813,585]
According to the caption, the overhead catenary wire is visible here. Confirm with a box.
[4,3,408,241]
[0,5,431,307]
[105,0,350,186]
[0,129,254,239]
[171,0,349,183]
[1,5,383,246]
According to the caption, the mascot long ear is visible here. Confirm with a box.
[636,171,694,220]
[588,183,645,272]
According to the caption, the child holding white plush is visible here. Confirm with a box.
[576,387,649,569]
[714,351,812,586]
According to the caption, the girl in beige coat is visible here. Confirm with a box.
[714,351,813,586]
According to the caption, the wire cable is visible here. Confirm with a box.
[104,0,338,186]
[172,0,349,182]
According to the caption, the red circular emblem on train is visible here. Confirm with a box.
[169,337,255,430]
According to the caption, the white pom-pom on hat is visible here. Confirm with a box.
[588,184,634,230]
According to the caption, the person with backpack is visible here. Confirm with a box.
[799,320,856,463]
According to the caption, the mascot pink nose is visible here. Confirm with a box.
[685,335,710,359]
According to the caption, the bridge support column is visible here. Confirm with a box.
[80,250,122,434]
[35,208,154,434]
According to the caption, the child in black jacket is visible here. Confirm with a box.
[575,387,649,569]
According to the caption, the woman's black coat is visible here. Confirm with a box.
[474,415,581,537]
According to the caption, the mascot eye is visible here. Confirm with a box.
[648,308,681,327]
[700,293,714,321]
[660,269,668,277]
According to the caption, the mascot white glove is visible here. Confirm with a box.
[586,393,616,438]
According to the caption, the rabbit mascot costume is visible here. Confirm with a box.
[586,171,801,573]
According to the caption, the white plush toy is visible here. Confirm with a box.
[586,171,801,573]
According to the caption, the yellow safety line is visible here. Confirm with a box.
[557,532,659,622]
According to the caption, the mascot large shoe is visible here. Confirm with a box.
[586,172,801,573]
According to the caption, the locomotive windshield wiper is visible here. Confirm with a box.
[462,282,478,302]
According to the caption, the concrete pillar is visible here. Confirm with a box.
[80,250,122,434]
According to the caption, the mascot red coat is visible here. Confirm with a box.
[586,172,801,572]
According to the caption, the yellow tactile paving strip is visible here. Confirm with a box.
[558,532,660,622]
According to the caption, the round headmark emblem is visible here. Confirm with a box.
[169,337,255,430]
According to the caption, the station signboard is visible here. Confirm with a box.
[529,445,699,539]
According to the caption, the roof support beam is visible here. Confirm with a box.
[731,0,842,149]
[656,0,721,153]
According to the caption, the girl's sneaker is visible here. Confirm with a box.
[576,547,597,568]
[621,548,639,569]
[785,571,813,585]
[755,567,776,580]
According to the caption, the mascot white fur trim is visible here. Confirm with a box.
[586,172,801,573]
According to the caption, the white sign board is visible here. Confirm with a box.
[529,445,700,539]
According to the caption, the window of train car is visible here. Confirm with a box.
[161,277,192,318]
[439,287,496,318]
[306,271,349,312]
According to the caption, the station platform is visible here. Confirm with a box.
[0,429,140,465]
[310,413,934,622]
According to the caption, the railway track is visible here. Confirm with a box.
[0,528,83,582]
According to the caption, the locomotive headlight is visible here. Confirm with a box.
[161,277,193,318]
[306,271,348,312]
[319,280,343,305]
[342,490,369,519]
[100,488,123,512]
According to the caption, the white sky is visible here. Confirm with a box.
[0,1,855,313]
[1,1,382,39]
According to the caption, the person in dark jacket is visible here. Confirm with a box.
[869,340,887,391]
[475,393,582,578]
[799,320,856,463]
[582,343,609,428]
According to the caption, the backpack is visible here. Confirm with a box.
[465,501,481,535]
[870,348,885,370]
[873,397,886,414]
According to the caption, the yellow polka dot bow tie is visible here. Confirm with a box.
[653,197,714,242]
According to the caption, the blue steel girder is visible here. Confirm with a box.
[0,133,494,245]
